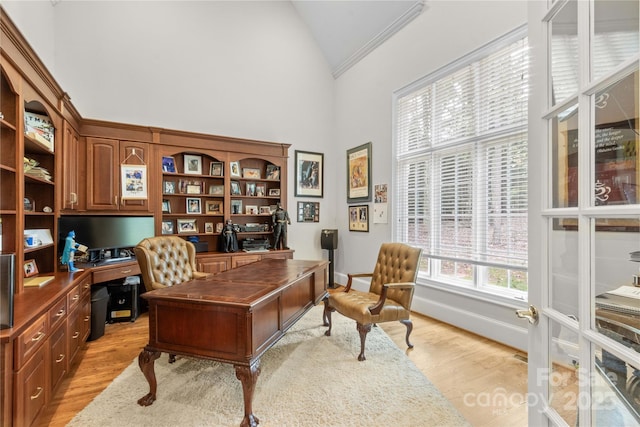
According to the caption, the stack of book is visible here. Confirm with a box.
[24,157,52,182]
[24,111,54,151]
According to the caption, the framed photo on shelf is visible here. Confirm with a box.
[23,196,35,212]
[121,164,148,200]
[204,222,214,234]
[216,222,224,233]
[297,201,320,222]
[246,182,257,196]
[205,200,223,214]
[23,259,38,278]
[268,188,280,196]
[209,161,223,177]
[186,197,202,214]
[255,184,266,197]
[162,156,176,173]
[186,183,202,194]
[295,150,323,198]
[266,164,280,180]
[259,206,272,215]
[347,142,372,203]
[209,184,225,195]
[163,180,176,194]
[230,181,242,195]
[349,205,369,232]
[243,167,261,179]
[162,199,171,213]
[230,161,241,177]
[245,205,258,215]
[231,199,243,214]
[177,218,198,234]
[161,220,174,235]
[184,154,202,175]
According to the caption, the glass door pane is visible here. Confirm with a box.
[593,0,639,81]
[550,0,578,105]
[593,70,639,207]
[552,104,579,208]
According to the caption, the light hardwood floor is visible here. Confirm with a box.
[37,306,529,427]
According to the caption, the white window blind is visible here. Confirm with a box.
[394,28,529,293]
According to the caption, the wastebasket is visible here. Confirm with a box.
[89,286,109,341]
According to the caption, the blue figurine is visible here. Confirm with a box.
[61,230,83,272]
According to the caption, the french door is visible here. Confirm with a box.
[527,0,639,425]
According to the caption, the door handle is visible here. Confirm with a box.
[516,305,539,325]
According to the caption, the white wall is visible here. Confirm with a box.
[2,0,338,262]
[332,1,529,348]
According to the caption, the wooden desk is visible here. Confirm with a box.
[137,258,328,427]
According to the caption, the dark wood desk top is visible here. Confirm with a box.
[144,258,328,306]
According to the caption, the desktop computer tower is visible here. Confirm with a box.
[0,254,15,329]
[107,276,139,323]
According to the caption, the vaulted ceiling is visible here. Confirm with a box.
[291,0,425,77]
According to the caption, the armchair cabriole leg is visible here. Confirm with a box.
[323,299,334,335]
[400,319,414,349]
[357,322,372,361]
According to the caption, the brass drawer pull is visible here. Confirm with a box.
[55,354,65,363]
[72,294,80,301]
[120,269,132,274]
[30,387,43,400]
[56,309,66,317]
[31,331,45,342]
[72,332,80,339]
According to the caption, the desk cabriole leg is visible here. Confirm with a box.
[137,348,161,406]
[235,359,261,427]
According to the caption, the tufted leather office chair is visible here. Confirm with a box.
[134,235,207,292]
[323,242,422,361]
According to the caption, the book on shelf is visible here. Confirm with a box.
[24,111,54,151]
[24,275,54,288]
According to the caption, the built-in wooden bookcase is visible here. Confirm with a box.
[0,67,18,259]
[160,151,227,251]
[159,151,286,251]
[229,157,283,248]
[22,100,57,281]
[0,64,58,292]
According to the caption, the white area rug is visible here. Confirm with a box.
[69,305,469,426]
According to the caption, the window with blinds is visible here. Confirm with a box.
[393,27,529,295]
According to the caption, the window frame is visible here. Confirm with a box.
[392,25,529,300]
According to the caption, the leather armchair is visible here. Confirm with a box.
[134,236,207,292]
[323,242,422,361]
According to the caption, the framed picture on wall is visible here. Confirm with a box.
[295,150,323,198]
[297,201,320,222]
[120,164,148,200]
[347,142,372,203]
[349,205,369,232]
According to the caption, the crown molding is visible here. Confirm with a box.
[332,0,425,78]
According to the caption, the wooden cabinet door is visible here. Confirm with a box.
[232,254,261,269]
[197,255,231,274]
[86,137,119,211]
[61,122,83,211]
[14,345,46,427]
[49,324,67,396]
[119,141,150,211]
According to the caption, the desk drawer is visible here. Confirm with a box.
[14,313,47,370]
[49,297,67,332]
[93,263,140,284]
